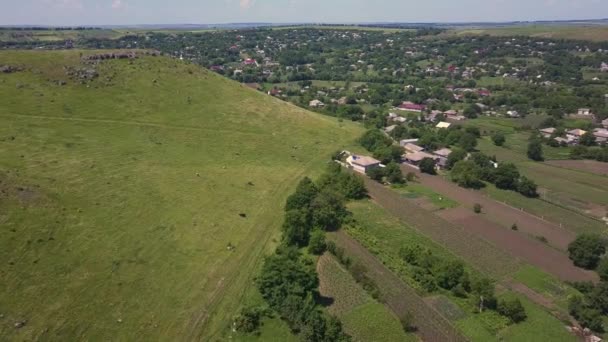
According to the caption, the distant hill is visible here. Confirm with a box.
[0,50,361,340]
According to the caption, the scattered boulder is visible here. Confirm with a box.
[14,320,26,329]
[1,65,22,74]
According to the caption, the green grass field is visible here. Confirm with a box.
[316,254,414,341]
[0,29,124,42]
[392,182,459,210]
[0,50,362,340]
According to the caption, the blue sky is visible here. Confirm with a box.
[2,0,608,26]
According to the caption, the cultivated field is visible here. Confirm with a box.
[316,254,413,341]
[0,50,362,340]
[452,25,608,42]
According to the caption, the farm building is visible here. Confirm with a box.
[567,129,587,143]
[346,155,381,174]
[539,127,556,138]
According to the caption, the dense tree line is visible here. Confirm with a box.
[241,163,367,339]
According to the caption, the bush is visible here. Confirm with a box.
[419,157,436,175]
[366,166,384,182]
[517,176,538,198]
[400,312,417,333]
[234,306,267,333]
[473,203,482,214]
[491,132,506,146]
[511,223,518,231]
[497,298,527,323]
[385,162,405,184]
[568,234,606,269]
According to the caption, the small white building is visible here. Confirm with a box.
[436,121,452,129]
[346,155,381,174]
[577,108,592,116]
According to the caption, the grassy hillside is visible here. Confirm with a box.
[0,50,362,340]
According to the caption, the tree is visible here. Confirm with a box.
[568,234,607,269]
[527,139,544,161]
[580,132,597,146]
[286,177,318,211]
[497,298,527,323]
[283,209,312,247]
[589,282,608,315]
[308,229,326,255]
[366,166,384,182]
[493,163,520,190]
[471,277,497,311]
[311,190,348,231]
[450,160,484,189]
[517,176,538,197]
[446,148,467,170]
[435,260,466,290]
[597,258,608,281]
[458,133,478,152]
[385,162,405,184]
[491,132,506,146]
[419,158,436,175]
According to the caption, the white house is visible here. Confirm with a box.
[346,155,381,174]
[309,99,325,108]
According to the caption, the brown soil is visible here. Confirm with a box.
[330,230,468,342]
[545,160,608,176]
[360,175,521,277]
[401,164,576,252]
[438,207,597,283]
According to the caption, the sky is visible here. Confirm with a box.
[1,0,608,26]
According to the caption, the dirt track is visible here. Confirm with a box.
[401,164,576,252]
[330,231,468,342]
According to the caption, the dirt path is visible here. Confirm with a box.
[330,230,468,342]
[360,176,521,278]
[438,207,597,283]
[402,164,576,252]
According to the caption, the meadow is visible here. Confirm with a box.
[0,50,362,340]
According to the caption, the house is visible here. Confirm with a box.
[403,151,438,167]
[268,88,281,96]
[346,155,381,174]
[577,108,592,116]
[554,137,570,145]
[593,128,608,144]
[403,143,425,153]
[566,129,587,143]
[603,118,608,128]
[400,138,419,146]
[444,109,458,117]
[436,122,452,129]
[243,58,257,66]
[397,101,426,113]
[433,148,453,168]
[601,62,608,72]
[506,111,520,118]
[539,127,556,138]
[309,100,325,108]
[337,97,348,105]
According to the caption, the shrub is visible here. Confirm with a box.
[491,132,506,146]
[597,258,608,281]
[527,139,544,161]
[234,306,267,333]
[366,166,384,182]
[497,298,527,323]
[473,203,482,214]
[568,234,606,269]
[511,223,518,231]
